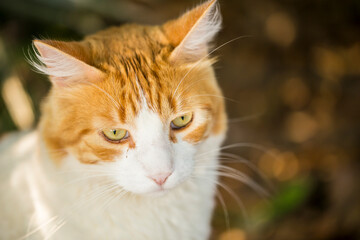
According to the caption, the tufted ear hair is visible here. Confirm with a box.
[163,0,222,64]
[30,40,104,86]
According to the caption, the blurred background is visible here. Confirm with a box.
[0,0,359,239]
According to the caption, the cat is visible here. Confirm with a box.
[0,0,227,239]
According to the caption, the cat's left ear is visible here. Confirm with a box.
[31,40,104,86]
[163,0,222,64]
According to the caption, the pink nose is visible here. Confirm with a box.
[149,172,172,186]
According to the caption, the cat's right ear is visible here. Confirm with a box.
[163,0,222,64]
[31,40,104,87]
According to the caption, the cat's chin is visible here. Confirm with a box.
[144,188,171,197]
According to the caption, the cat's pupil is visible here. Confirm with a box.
[181,116,185,121]
[112,130,117,135]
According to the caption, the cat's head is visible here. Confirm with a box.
[32,0,227,194]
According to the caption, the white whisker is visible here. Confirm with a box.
[186,94,241,104]
[228,112,264,123]
[172,35,253,100]
[196,142,277,159]
[215,189,230,230]
[18,216,59,240]
[219,152,275,192]
[216,181,249,227]
[190,174,231,229]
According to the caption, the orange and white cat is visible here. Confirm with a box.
[0,0,227,239]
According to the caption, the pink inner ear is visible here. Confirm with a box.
[32,40,104,86]
[165,0,222,64]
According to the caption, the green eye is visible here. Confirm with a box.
[102,129,128,142]
[171,113,193,129]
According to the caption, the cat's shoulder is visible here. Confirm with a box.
[0,131,38,239]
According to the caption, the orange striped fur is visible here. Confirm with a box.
[35,0,227,165]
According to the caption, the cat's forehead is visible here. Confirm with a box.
[87,24,170,63]
[93,62,212,126]
[101,61,175,123]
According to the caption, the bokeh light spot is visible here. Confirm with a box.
[2,74,35,130]
[220,228,247,240]
[285,111,318,143]
[265,12,296,47]
[281,77,310,110]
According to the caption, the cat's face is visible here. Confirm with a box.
[34,0,226,194]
